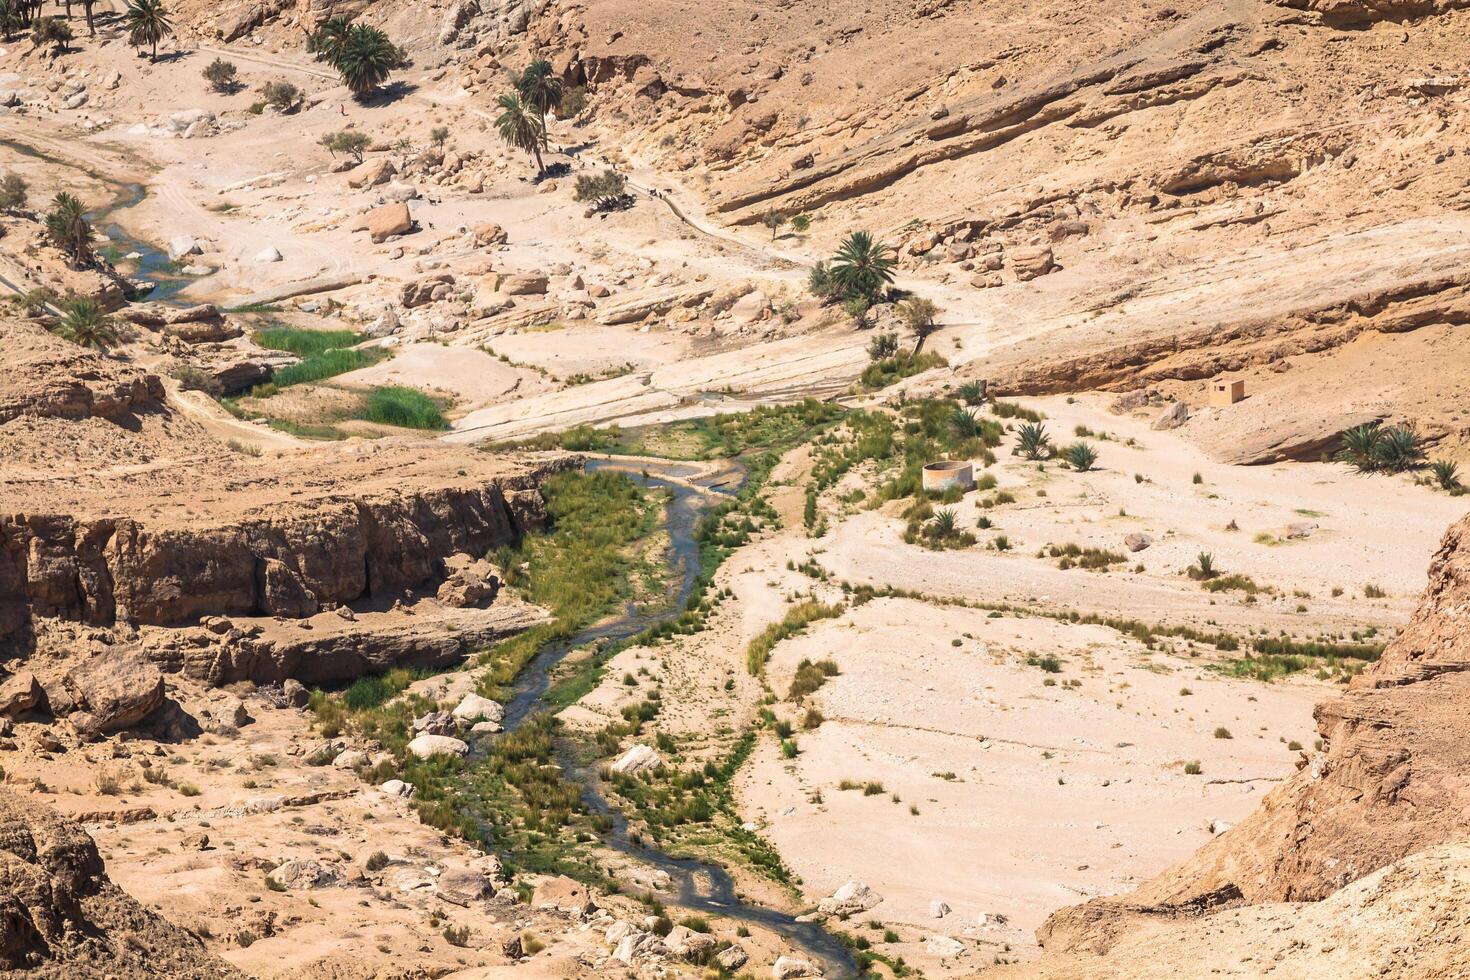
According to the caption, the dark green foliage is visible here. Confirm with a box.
[359,385,447,430]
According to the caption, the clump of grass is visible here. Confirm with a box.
[746,601,845,675]
[358,385,448,430]
[1213,727,1232,739]
[253,326,385,389]
[788,658,840,700]
[1183,760,1202,775]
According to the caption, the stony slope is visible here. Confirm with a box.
[0,790,244,979]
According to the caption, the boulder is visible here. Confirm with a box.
[347,158,396,189]
[258,557,317,618]
[665,925,717,961]
[533,875,595,914]
[436,868,494,906]
[167,236,201,261]
[62,654,166,736]
[436,553,498,607]
[613,931,667,966]
[402,273,455,309]
[0,672,41,717]
[471,223,507,247]
[165,318,241,344]
[818,880,883,916]
[379,779,414,798]
[267,859,336,890]
[1124,533,1153,553]
[412,710,456,736]
[930,900,951,918]
[1286,522,1318,540]
[451,693,504,726]
[729,289,771,323]
[610,744,662,775]
[773,954,821,978]
[365,202,413,243]
[718,944,749,970]
[406,734,468,759]
[499,274,548,296]
[332,749,368,769]
[924,935,965,958]
[1011,244,1056,281]
[254,246,283,263]
[282,678,309,708]
[1152,400,1189,430]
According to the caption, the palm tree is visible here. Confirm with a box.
[0,0,22,41]
[124,0,172,62]
[55,297,118,349]
[1334,422,1384,472]
[307,15,351,63]
[334,23,399,100]
[1375,424,1425,473]
[830,231,896,303]
[79,0,96,35]
[1063,442,1098,472]
[515,58,562,150]
[45,192,92,266]
[495,92,544,176]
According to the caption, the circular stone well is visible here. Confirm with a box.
[921,460,974,493]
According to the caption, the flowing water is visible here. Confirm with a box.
[501,458,858,978]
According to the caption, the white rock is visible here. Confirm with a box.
[773,954,821,978]
[407,734,468,759]
[167,235,200,260]
[729,289,771,323]
[604,920,636,946]
[254,246,283,263]
[379,779,414,798]
[817,880,883,916]
[925,935,965,958]
[610,744,662,775]
[331,749,368,769]
[451,693,504,725]
[930,900,951,918]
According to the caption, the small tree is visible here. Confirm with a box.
[261,79,301,113]
[0,172,27,213]
[555,85,586,120]
[123,0,171,62]
[573,170,630,212]
[430,126,450,148]
[55,296,119,349]
[333,23,401,100]
[790,214,811,234]
[320,130,372,164]
[203,58,237,93]
[45,192,92,267]
[31,14,70,55]
[866,331,898,362]
[898,297,939,353]
[0,1,22,43]
[761,210,788,240]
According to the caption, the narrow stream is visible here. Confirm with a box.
[501,458,858,978]
[0,137,190,304]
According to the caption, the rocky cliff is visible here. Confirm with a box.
[0,790,244,978]
[1037,507,1470,957]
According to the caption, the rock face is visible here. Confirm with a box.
[0,462,566,648]
[0,791,244,976]
[436,554,499,608]
[1040,510,1470,956]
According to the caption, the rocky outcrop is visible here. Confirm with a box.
[0,790,244,976]
[1040,510,1470,955]
[1,322,165,425]
[0,461,571,649]
[55,651,166,736]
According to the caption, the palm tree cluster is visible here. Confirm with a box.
[495,58,566,176]
[1334,421,1425,473]
[123,0,171,62]
[309,17,404,100]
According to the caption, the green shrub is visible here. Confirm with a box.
[359,385,448,430]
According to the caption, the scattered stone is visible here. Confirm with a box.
[331,749,368,770]
[379,779,414,798]
[167,236,201,261]
[1125,532,1153,552]
[436,868,494,906]
[930,900,951,918]
[925,935,965,958]
[718,944,749,970]
[451,693,504,726]
[347,157,396,189]
[499,274,548,295]
[0,672,41,717]
[773,954,821,978]
[1286,522,1318,540]
[665,925,717,961]
[254,246,283,263]
[267,859,336,890]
